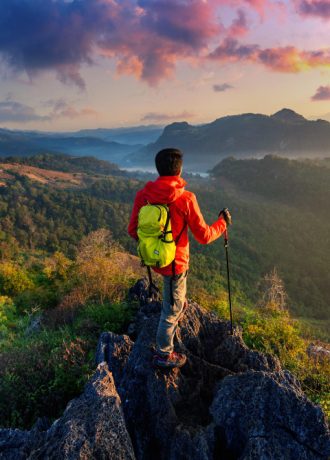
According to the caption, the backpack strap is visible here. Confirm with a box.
[160,205,174,243]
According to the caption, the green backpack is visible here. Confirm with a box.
[137,204,176,268]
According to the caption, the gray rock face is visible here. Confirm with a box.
[210,371,329,460]
[1,279,329,459]
[0,363,135,459]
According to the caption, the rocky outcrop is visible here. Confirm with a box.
[0,279,329,459]
[211,371,328,459]
[0,363,135,459]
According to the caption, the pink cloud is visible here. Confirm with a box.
[312,85,330,101]
[209,38,330,73]
[98,0,222,85]
[57,106,98,119]
[222,0,273,18]
[243,0,268,16]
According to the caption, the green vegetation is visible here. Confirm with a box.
[0,230,138,429]
[204,156,330,323]
[0,153,329,428]
[241,296,330,419]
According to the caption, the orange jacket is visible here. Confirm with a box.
[128,175,227,276]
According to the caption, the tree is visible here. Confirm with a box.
[257,267,287,311]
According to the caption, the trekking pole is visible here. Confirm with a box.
[224,229,234,335]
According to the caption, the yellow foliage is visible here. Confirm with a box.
[43,251,72,281]
[60,229,138,309]
[0,262,33,296]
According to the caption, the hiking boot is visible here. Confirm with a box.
[153,351,187,369]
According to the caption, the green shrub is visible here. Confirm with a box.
[77,301,134,334]
[0,296,16,339]
[242,306,330,420]
[0,328,94,429]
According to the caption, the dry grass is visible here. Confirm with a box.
[0,163,84,187]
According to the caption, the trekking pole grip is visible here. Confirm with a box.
[224,229,229,248]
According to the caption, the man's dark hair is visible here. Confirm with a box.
[155,148,183,176]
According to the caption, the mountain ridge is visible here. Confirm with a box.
[1,109,330,171]
[125,109,330,170]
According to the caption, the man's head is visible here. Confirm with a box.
[155,148,183,176]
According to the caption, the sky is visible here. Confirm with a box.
[0,0,330,131]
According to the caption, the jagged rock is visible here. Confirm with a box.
[210,371,329,459]
[110,281,329,459]
[96,331,134,387]
[0,363,135,460]
[0,428,41,460]
[1,280,329,459]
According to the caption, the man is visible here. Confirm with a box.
[128,148,231,368]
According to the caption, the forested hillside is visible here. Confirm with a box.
[209,156,330,325]
[0,154,329,326]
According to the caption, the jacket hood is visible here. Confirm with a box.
[143,176,187,204]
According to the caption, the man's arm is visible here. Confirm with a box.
[186,193,227,244]
[128,190,144,240]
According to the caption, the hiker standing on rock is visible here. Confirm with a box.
[128,148,231,368]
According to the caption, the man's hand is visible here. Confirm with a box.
[219,208,232,225]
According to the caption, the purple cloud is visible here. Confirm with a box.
[0,96,97,123]
[213,83,234,92]
[0,98,49,123]
[141,111,195,122]
[0,0,101,89]
[297,1,330,19]
[0,0,221,87]
[311,85,330,101]
[228,10,249,37]
[210,38,258,61]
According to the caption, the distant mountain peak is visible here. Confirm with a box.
[271,108,306,123]
[161,121,192,137]
[166,121,191,129]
